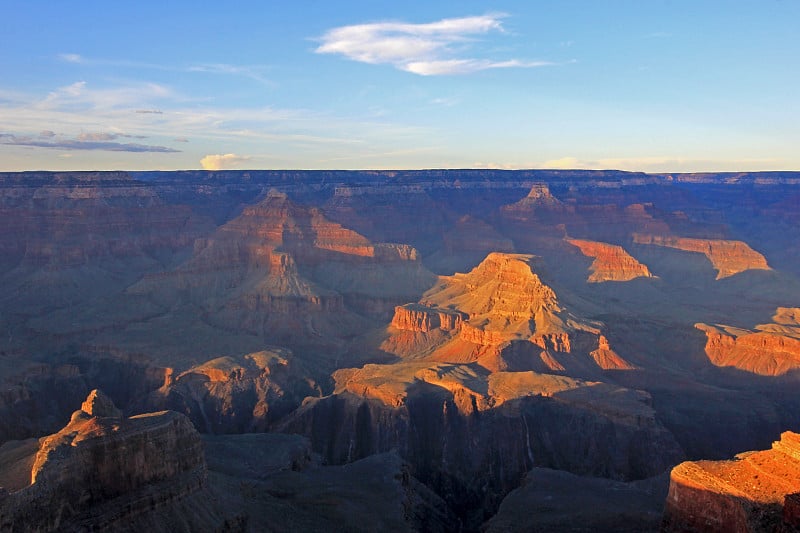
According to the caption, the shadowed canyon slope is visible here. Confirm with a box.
[0,169,799,531]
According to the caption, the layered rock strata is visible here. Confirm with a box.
[696,307,800,376]
[633,234,770,279]
[386,252,635,374]
[0,390,237,532]
[566,238,653,282]
[663,431,800,532]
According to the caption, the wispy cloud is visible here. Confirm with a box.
[315,14,552,76]
[0,133,179,153]
[59,53,84,63]
[200,153,251,170]
[57,53,274,86]
[539,156,784,172]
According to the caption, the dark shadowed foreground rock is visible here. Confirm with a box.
[0,389,242,532]
[484,467,669,532]
[202,433,459,532]
[662,431,800,532]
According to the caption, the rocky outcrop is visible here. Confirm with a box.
[566,238,654,282]
[149,348,321,433]
[0,390,239,532]
[696,307,800,376]
[633,234,771,279]
[663,431,800,532]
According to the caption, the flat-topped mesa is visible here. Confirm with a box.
[696,308,800,376]
[633,233,771,279]
[1,390,210,531]
[566,238,653,282]
[663,431,800,532]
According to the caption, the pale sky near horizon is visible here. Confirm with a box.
[1,0,798,173]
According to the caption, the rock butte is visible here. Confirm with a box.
[566,238,654,282]
[388,252,635,373]
[663,431,800,532]
[633,233,771,279]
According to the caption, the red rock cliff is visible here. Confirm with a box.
[663,431,800,532]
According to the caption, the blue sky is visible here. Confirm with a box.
[1,0,798,172]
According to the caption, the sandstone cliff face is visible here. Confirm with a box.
[566,238,653,282]
[633,233,771,279]
[663,431,800,532]
[391,304,467,333]
[0,390,239,532]
[696,307,800,376]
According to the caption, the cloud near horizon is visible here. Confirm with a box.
[0,133,179,153]
[200,153,251,170]
[315,14,552,76]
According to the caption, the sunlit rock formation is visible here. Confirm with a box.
[633,233,771,279]
[149,348,321,433]
[663,431,800,532]
[386,252,635,374]
[695,307,800,376]
[566,238,654,282]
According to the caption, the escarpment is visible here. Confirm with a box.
[0,390,239,532]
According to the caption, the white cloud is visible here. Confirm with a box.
[315,14,551,76]
[200,153,251,170]
[59,53,83,63]
[541,157,587,169]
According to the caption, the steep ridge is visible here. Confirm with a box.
[696,307,800,376]
[633,233,771,279]
[566,238,654,282]
[663,431,800,532]
[0,390,240,532]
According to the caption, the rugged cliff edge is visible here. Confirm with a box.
[0,390,240,532]
[696,307,800,376]
[662,431,800,532]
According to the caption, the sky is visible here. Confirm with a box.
[1,0,798,173]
